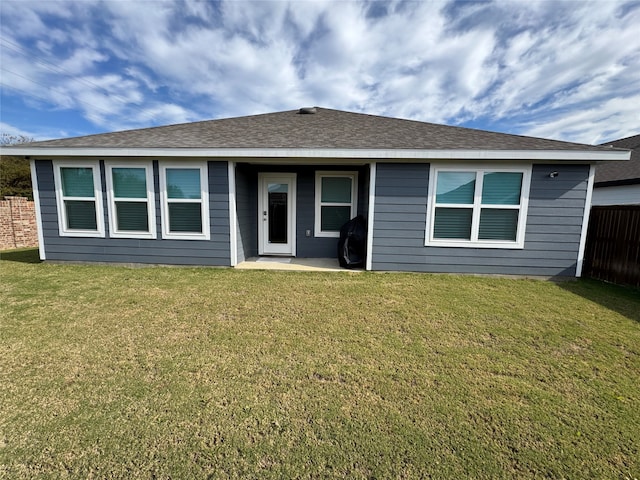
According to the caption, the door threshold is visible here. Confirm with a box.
[256,257,292,264]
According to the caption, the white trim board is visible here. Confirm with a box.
[366,162,376,271]
[29,160,46,260]
[5,146,630,162]
[576,164,596,278]
[228,161,238,266]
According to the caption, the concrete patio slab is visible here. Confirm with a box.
[236,257,361,272]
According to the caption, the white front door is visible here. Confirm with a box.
[258,173,297,256]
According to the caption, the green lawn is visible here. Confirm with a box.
[1,248,639,479]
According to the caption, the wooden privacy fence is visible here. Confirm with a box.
[583,205,640,287]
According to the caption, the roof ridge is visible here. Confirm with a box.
[599,133,640,148]
[316,107,613,150]
[23,108,304,146]
[10,107,627,153]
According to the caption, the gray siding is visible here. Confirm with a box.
[234,164,369,259]
[235,164,258,262]
[36,159,231,266]
[371,163,590,276]
[296,165,369,257]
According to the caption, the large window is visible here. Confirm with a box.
[426,165,531,248]
[105,162,156,239]
[53,161,104,237]
[315,171,358,237]
[160,162,210,240]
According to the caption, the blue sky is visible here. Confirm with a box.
[1,0,639,144]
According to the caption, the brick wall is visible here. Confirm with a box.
[0,196,38,250]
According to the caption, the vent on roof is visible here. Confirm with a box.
[298,107,317,114]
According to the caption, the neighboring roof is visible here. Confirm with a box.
[595,134,640,186]
[2,107,630,161]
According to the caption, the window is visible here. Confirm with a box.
[159,162,210,240]
[426,165,531,248]
[53,161,104,237]
[105,162,156,239]
[315,172,358,237]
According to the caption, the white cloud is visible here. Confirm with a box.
[0,121,63,142]
[0,0,638,143]
[522,95,640,145]
[58,48,108,75]
[0,121,38,139]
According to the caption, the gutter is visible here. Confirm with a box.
[0,147,632,162]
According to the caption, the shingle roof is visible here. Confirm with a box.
[595,134,640,186]
[16,107,617,152]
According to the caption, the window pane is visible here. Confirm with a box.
[116,201,149,231]
[168,203,202,232]
[268,183,288,193]
[433,207,472,239]
[166,169,201,199]
[268,189,288,243]
[321,205,351,231]
[482,172,522,205]
[479,209,519,241]
[436,172,475,204]
[321,177,352,203]
[61,167,94,197]
[113,168,147,198]
[65,200,97,230]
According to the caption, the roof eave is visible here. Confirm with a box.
[1,146,631,161]
[594,178,640,188]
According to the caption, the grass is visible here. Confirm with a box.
[1,248,639,479]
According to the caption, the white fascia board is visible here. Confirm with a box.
[2,146,631,162]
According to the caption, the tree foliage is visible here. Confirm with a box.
[1,133,34,200]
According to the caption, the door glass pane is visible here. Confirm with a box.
[65,200,97,230]
[61,168,94,197]
[321,205,351,231]
[268,183,287,243]
[116,201,149,231]
[479,209,519,241]
[433,207,472,239]
[167,169,201,199]
[436,172,475,204]
[268,183,288,193]
[482,172,522,205]
[168,203,202,232]
[113,168,147,198]
[321,177,352,203]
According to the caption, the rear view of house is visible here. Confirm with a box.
[3,108,630,277]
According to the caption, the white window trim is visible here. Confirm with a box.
[314,171,358,238]
[425,163,531,249]
[53,160,105,238]
[159,161,210,240]
[105,161,157,239]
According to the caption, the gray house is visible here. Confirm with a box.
[3,108,630,276]
[592,133,640,206]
